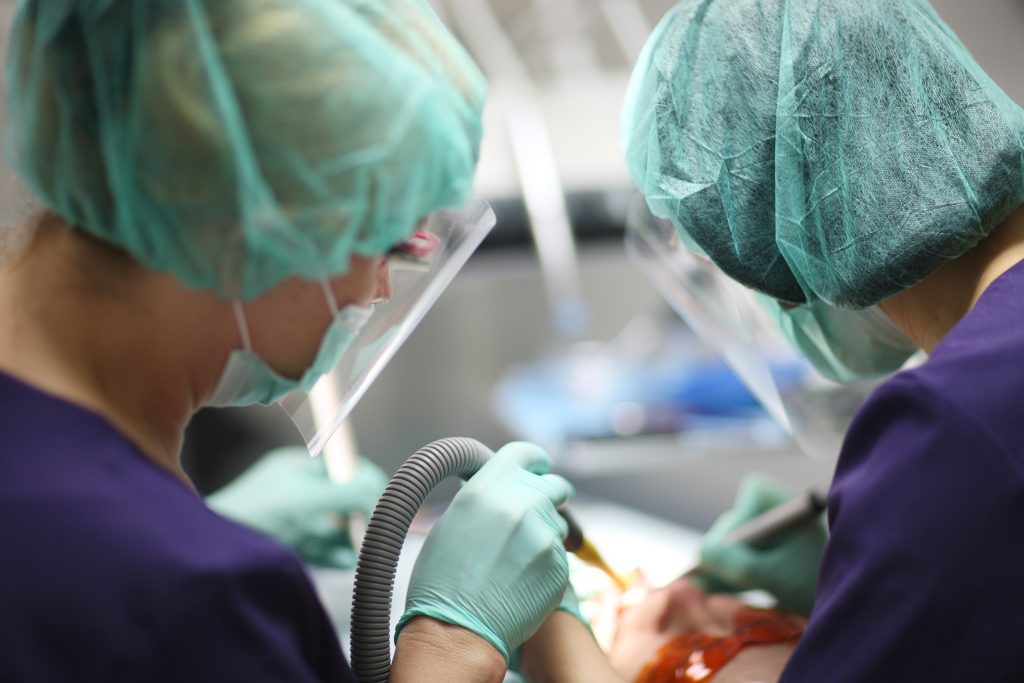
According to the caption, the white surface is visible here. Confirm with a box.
[568,497,701,587]
[474,75,635,201]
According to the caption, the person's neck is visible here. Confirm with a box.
[880,205,1024,353]
[0,218,231,485]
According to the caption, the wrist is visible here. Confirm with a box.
[393,617,506,682]
[520,612,623,683]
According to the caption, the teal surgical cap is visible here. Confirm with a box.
[4,0,486,298]
[623,0,1024,308]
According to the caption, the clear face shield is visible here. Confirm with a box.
[624,196,893,459]
[279,200,496,457]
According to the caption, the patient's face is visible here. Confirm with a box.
[608,578,804,683]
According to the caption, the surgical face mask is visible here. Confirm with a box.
[208,283,374,407]
[760,297,919,384]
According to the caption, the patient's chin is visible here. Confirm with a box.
[607,578,742,680]
[606,579,805,683]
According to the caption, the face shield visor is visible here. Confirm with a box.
[624,196,908,459]
[278,200,495,457]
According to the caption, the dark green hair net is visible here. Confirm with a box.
[623,0,1024,307]
[4,0,486,298]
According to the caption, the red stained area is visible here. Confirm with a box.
[634,607,804,683]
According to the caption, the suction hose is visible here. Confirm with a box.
[349,437,494,683]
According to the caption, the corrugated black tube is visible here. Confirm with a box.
[349,437,493,683]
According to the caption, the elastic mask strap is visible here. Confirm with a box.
[231,301,254,352]
[322,280,340,316]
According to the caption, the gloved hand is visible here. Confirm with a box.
[508,583,587,674]
[556,583,586,625]
[206,447,388,568]
[696,473,827,615]
[397,442,575,664]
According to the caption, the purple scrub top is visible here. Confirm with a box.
[0,372,357,682]
[781,259,1024,681]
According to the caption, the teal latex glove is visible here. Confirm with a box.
[398,442,575,664]
[697,473,827,616]
[556,583,586,625]
[206,447,387,568]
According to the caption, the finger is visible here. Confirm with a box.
[296,528,355,568]
[492,441,552,475]
[702,508,744,545]
[533,501,570,539]
[532,473,575,508]
[346,459,389,511]
[304,478,379,514]
[304,459,388,514]
[700,487,770,547]
[699,539,758,589]
[299,514,345,541]
[265,447,322,471]
[734,472,792,517]
[323,545,358,569]
[553,509,570,540]
[304,543,357,569]
[351,457,389,486]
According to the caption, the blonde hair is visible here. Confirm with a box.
[5,0,485,297]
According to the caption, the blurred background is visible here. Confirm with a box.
[183,0,1024,531]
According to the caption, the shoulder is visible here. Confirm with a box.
[780,373,1024,681]
[0,376,351,681]
[837,367,1024,486]
[1,448,348,681]
[833,367,1023,531]
[126,492,352,680]
[897,267,1024,455]
[828,370,1024,544]
[118,544,351,682]
[113,486,348,672]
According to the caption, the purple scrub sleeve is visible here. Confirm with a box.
[781,260,1024,682]
[0,372,357,682]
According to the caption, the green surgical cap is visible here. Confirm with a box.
[4,0,486,298]
[623,0,1024,307]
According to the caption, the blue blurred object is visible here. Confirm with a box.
[492,315,807,449]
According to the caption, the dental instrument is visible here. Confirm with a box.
[561,508,631,590]
[722,490,827,546]
[682,490,826,577]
